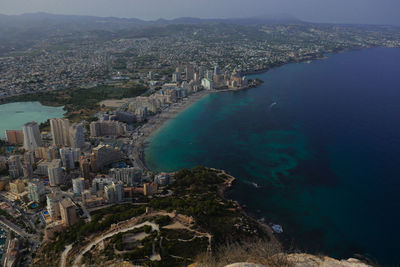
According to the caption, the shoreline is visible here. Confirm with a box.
[131,90,211,171]
[214,168,279,244]
[132,47,380,171]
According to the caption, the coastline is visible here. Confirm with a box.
[132,55,325,171]
[131,90,211,171]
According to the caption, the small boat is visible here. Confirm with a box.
[271,224,283,233]
[251,182,259,188]
[269,102,277,109]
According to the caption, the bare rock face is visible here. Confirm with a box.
[286,253,372,267]
[222,254,372,267]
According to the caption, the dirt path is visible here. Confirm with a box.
[72,221,159,267]
[60,244,72,267]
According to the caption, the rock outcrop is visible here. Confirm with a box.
[285,254,372,267]
[223,254,372,267]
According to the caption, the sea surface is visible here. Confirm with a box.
[0,101,65,138]
[145,47,400,265]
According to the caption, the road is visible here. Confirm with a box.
[0,217,29,238]
[72,221,159,267]
[60,244,73,267]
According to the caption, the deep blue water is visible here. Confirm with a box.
[145,48,400,265]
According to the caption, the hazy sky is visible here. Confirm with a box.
[1,0,399,25]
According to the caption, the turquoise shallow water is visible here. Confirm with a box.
[0,101,65,138]
[146,48,400,264]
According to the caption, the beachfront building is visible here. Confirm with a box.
[154,172,170,186]
[201,78,213,90]
[127,96,162,114]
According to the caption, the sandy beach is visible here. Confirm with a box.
[131,90,210,171]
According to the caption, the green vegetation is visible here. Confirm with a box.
[160,229,194,240]
[162,236,209,259]
[153,215,172,227]
[0,82,147,121]
[34,168,269,267]
[150,167,267,245]
[33,205,146,266]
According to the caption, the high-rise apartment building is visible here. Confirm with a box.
[110,167,142,186]
[90,145,123,170]
[7,156,23,179]
[9,179,25,194]
[69,123,85,148]
[59,148,77,170]
[72,177,85,195]
[89,121,127,137]
[79,156,91,180]
[104,181,124,203]
[59,198,79,226]
[28,179,45,202]
[50,118,70,147]
[23,121,42,151]
[185,65,195,81]
[48,159,62,186]
[5,130,24,145]
[46,191,63,219]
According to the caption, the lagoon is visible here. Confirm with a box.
[0,101,65,138]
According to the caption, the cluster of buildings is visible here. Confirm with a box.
[0,111,175,244]
[0,47,107,97]
[2,23,398,99]
[126,65,248,119]
[1,22,399,263]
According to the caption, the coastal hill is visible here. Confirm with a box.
[31,167,375,267]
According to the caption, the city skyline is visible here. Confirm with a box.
[1,0,400,26]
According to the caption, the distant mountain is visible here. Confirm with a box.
[0,12,304,27]
[162,14,304,25]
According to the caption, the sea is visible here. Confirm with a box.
[145,47,400,265]
[0,101,65,138]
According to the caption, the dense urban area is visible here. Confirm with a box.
[0,13,400,267]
